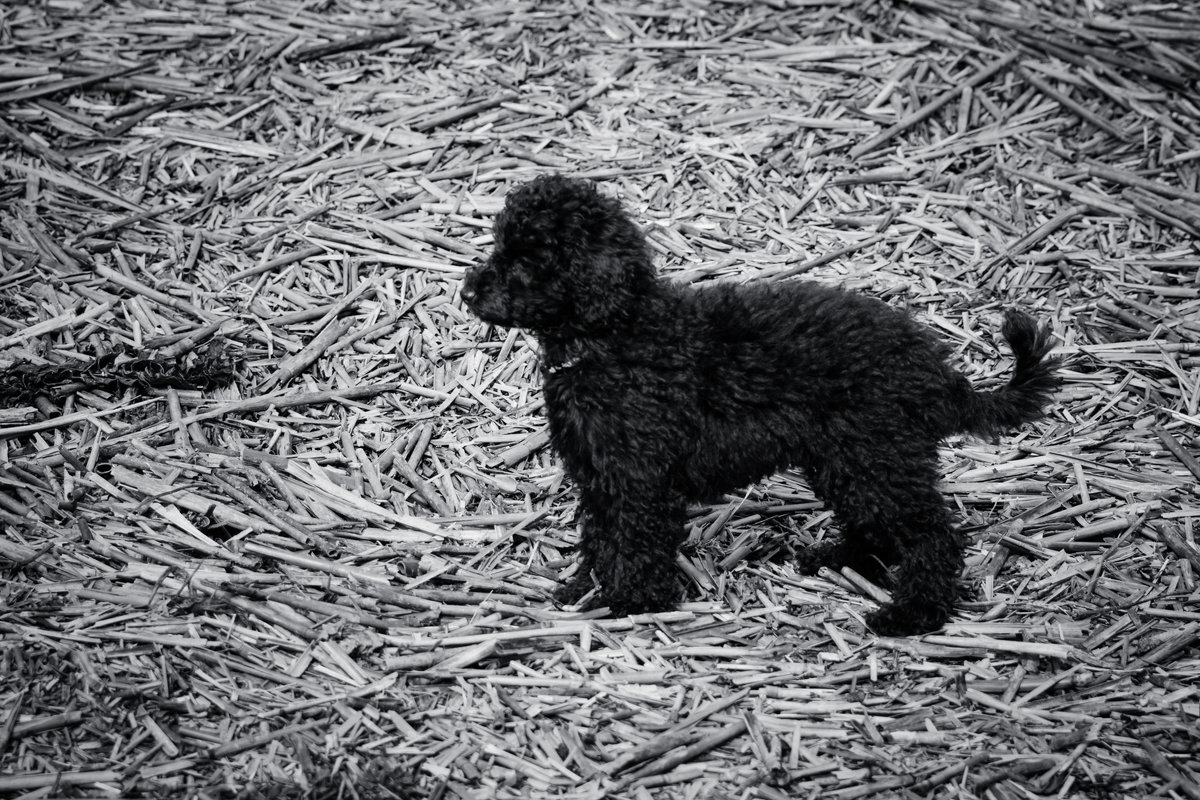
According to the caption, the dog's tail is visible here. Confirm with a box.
[957,310,1061,438]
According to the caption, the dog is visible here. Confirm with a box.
[462,174,1060,635]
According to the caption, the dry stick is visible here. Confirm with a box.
[271,309,365,372]
[606,689,751,776]
[606,730,700,778]
[207,719,326,759]
[1138,738,1200,800]
[0,117,68,169]
[1154,427,1200,483]
[310,278,376,332]
[911,752,995,794]
[1013,27,1188,90]
[434,639,499,670]
[209,473,321,548]
[244,205,334,250]
[349,580,444,613]
[104,97,174,139]
[775,234,884,279]
[787,172,831,220]
[0,398,161,439]
[0,301,112,349]
[11,710,85,740]
[182,381,407,425]
[389,454,453,516]
[1128,192,1200,237]
[0,688,24,760]
[290,25,412,63]
[1002,165,1135,217]
[817,565,860,594]
[0,771,125,793]
[188,650,319,691]
[266,301,345,328]
[242,541,391,585]
[66,385,403,452]
[1022,69,1132,142]
[257,317,356,393]
[1154,523,1200,573]
[842,566,892,604]
[1138,622,1200,666]
[107,463,268,533]
[973,757,1061,792]
[847,51,1020,159]
[497,429,551,466]
[1042,517,1141,547]
[95,264,221,323]
[382,650,448,671]
[1095,299,1159,334]
[1084,509,1149,598]
[3,160,144,213]
[251,675,400,721]
[226,584,398,631]
[72,202,183,243]
[919,634,1078,661]
[622,719,749,786]
[151,320,241,358]
[0,61,151,104]
[183,230,203,274]
[1087,162,1200,206]
[1130,192,1200,231]
[226,245,325,284]
[203,593,320,642]
[980,204,1087,288]
[413,91,519,132]
[566,55,638,115]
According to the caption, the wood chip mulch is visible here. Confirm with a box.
[1,1,1198,798]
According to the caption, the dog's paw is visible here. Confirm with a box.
[793,540,845,575]
[552,569,681,617]
[552,574,597,608]
[604,593,676,618]
[865,602,948,637]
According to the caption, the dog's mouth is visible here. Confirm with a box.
[462,265,506,323]
[462,260,576,334]
[462,288,513,327]
[469,302,516,328]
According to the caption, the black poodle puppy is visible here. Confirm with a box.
[462,174,1060,636]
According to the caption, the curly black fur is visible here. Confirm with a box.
[462,174,1061,636]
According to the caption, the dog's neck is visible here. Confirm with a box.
[545,353,583,374]
[537,286,671,374]
[540,339,588,374]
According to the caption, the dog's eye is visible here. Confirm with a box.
[509,260,537,286]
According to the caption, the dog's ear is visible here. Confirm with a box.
[573,249,635,330]
[508,176,656,334]
[569,229,656,332]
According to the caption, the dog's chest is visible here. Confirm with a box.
[542,373,595,439]
[541,375,604,477]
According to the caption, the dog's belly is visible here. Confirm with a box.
[680,416,803,499]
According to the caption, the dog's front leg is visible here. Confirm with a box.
[555,489,688,616]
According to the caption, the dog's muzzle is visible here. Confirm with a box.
[461,263,487,308]
[462,262,511,325]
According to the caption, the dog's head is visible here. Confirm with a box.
[463,174,655,337]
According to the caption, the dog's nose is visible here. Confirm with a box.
[461,267,480,302]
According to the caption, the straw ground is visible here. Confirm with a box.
[0,1,1198,798]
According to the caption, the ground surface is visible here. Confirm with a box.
[0,1,1198,798]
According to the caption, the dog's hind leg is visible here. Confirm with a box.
[794,462,896,584]
[816,449,962,635]
[864,497,962,636]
